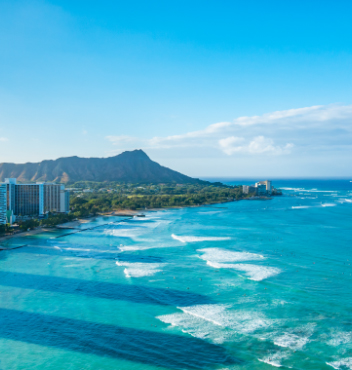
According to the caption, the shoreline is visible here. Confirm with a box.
[0,197,271,247]
[0,210,140,247]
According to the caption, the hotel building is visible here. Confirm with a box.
[0,178,70,224]
[243,180,273,196]
[0,184,7,224]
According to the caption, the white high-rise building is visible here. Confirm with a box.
[0,184,7,225]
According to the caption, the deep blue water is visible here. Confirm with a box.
[0,179,351,369]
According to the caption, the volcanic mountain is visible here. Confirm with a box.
[0,150,205,184]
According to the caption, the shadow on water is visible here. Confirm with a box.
[0,308,238,369]
[0,271,211,307]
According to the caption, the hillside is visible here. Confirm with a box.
[0,150,205,184]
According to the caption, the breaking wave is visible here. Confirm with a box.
[198,248,264,263]
[157,304,273,344]
[116,261,165,278]
[274,323,315,350]
[105,228,144,238]
[206,261,281,281]
[327,331,352,347]
[327,358,352,369]
[259,351,288,367]
[172,234,231,243]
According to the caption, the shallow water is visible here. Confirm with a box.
[0,179,351,369]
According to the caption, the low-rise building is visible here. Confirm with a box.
[242,185,257,195]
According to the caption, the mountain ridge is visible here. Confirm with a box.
[0,150,205,184]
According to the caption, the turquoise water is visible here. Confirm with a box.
[0,179,351,370]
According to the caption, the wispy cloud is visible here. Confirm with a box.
[0,137,9,142]
[219,136,294,155]
[106,104,352,156]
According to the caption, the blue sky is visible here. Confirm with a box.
[0,0,351,177]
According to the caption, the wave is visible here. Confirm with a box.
[198,248,264,263]
[157,310,231,344]
[119,244,174,252]
[327,331,352,346]
[327,358,352,369]
[172,234,231,243]
[281,187,337,193]
[63,264,83,268]
[280,187,305,191]
[274,333,310,350]
[274,323,315,350]
[116,261,165,278]
[292,203,337,209]
[182,305,273,333]
[61,247,119,254]
[259,351,288,368]
[206,261,281,281]
[105,228,144,238]
[157,304,273,344]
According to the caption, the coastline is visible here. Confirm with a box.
[0,210,140,247]
[0,197,271,247]
[0,227,54,248]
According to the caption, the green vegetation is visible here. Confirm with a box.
[0,182,281,236]
[0,223,13,236]
[69,182,246,215]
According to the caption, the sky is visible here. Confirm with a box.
[0,0,352,178]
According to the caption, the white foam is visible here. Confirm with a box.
[321,203,337,207]
[119,244,174,252]
[292,206,311,209]
[274,323,315,350]
[280,187,304,191]
[328,331,352,346]
[327,358,352,369]
[158,311,231,344]
[61,247,119,254]
[206,261,280,281]
[172,234,231,243]
[274,333,309,350]
[259,351,288,367]
[105,228,144,238]
[157,304,273,343]
[179,305,273,333]
[116,261,165,278]
[198,248,264,263]
[63,264,83,268]
[345,199,352,203]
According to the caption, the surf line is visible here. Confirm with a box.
[54,216,134,239]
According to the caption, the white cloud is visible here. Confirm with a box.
[219,136,245,155]
[105,104,352,157]
[219,136,293,155]
[0,137,9,142]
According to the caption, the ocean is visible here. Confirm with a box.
[0,179,351,370]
